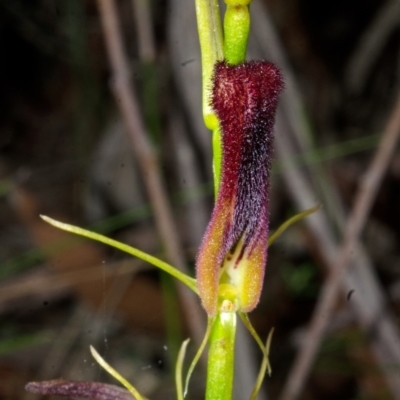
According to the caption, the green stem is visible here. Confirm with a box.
[195,0,224,130]
[206,311,237,400]
[223,0,251,65]
[195,0,224,197]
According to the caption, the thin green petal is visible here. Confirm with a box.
[176,339,190,400]
[90,346,147,400]
[249,328,274,400]
[184,317,216,397]
[40,215,197,293]
[268,204,321,246]
[239,313,271,375]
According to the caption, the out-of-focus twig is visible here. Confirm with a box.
[249,2,400,397]
[131,0,155,63]
[346,0,400,93]
[96,0,205,345]
[168,102,209,250]
[0,260,145,306]
[280,93,400,400]
[167,0,212,167]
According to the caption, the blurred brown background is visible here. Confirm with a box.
[0,0,400,399]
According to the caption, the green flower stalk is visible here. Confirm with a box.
[205,309,236,399]
[224,0,251,64]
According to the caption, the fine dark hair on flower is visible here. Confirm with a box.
[196,60,283,316]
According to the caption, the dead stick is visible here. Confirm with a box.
[96,0,205,344]
[280,92,400,400]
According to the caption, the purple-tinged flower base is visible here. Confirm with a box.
[197,60,283,316]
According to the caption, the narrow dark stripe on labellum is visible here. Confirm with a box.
[196,60,283,316]
[213,60,282,254]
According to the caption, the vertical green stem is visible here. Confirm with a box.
[223,0,251,65]
[195,0,224,131]
[206,311,237,400]
[195,0,224,197]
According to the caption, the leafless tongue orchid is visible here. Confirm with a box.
[196,60,283,316]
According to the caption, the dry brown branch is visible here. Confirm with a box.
[96,0,205,345]
[346,0,400,93]
[131,0,156,63]
[133,0,209,248]
[247,2,400,397]
[280,93,400,400]
[168,103,209,246]
[167,0,212,166]
[273,120,400,399]
[0,260,145,307]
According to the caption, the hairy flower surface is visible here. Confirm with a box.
[197,60,283,316]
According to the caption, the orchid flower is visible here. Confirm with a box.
[196,60,283,317]
[25,0,321,399]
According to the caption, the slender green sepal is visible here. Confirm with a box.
[176,339,190,400]
[195,0,224,130]
[268,204,321,246]
[40,215,197,293]
[249,328,274,400]
[223,0,251,65]
[184,317,216,397]
[239,313,271,374]
[90,346,147,400]
[206,310,236,400]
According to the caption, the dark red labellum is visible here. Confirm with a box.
[196,60,283,316]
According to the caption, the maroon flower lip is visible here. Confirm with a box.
[196,60,283,316]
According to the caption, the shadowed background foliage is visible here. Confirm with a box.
[0,0,400,399]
